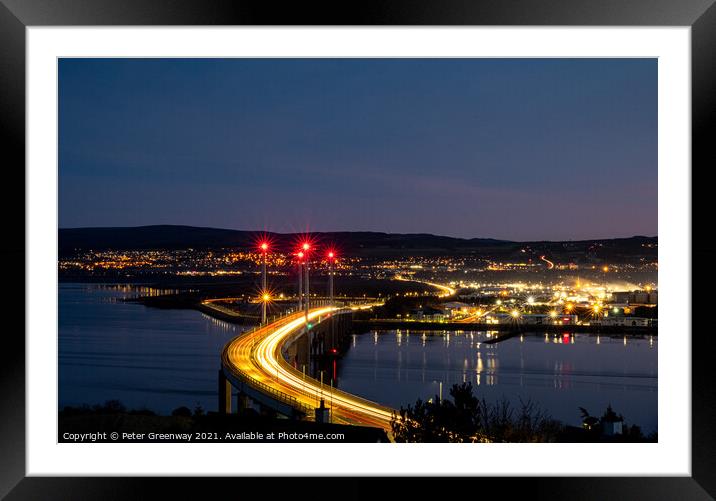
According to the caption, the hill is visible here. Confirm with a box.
[58,225,657,261]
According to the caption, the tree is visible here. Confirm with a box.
[171,406,192,417]
[92,399,126,414]
[577,405,653,442]
[390,382,562,443]
[600,404,623,424]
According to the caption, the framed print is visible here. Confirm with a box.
[2,0,714,497]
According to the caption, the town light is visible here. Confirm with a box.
[297,251,304,259]
[260,242,269,252]
[302,242,310,251]
[511,310,520,318]
[262,293,271,302]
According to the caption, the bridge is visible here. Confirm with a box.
[219,305,396,432]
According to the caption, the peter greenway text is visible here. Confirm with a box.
[60,431,346,442]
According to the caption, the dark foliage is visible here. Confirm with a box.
[93,399,126,414]
[579,404,656,442]
[390,382,563,442]
[193,403,205,417]
[171,406,192,417]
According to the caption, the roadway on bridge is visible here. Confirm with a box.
[223,307,396,431]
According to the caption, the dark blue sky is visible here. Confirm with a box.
[59,58,656,241]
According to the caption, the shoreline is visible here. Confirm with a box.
[352,319,657,335]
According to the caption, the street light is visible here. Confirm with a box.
[297,251,304,311]
[261,292,272,321]
[300,241,314,359]
[301,242,311,323]
[593,303,603,324]
[259,241,269,324]
[602,265,609,301]
[327,250,336,306]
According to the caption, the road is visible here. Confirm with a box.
[393,275,456,297]
[540,255,555,269]
[222,306,396,431]
[456,304,500,323]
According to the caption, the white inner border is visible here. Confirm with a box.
[27,27,690,476]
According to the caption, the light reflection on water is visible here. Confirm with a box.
[59,283,245,414]
[335,329,657,433]
[59,284,658,433]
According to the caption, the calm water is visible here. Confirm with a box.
[59,283,245,414]
[60,284,657,433]
[336,330,658,433]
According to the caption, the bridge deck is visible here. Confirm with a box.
[221,306,395,432]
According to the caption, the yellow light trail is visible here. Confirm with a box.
[394,275,456,297]
[223,306,396,431]
[540,255,555,269]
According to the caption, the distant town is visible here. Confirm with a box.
[59,226,657,329]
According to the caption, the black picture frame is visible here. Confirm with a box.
[2,0,713,498]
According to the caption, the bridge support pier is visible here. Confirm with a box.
[218,370,232,414]
[237,391,251,412]
[259,404,277,418]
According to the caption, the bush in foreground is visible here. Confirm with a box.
[390,382,563,443]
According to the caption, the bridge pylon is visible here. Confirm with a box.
[218,369,232,414]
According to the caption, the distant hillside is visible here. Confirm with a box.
[58,225,508,254]
[58,225,657,261]
[59,225,253,253]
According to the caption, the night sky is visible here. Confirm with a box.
[59,58,656,241]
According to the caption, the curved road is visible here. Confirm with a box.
[394,275,456,297]
[540,255,555,269]
[222,306,396,431]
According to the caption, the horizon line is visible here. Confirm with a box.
[58,223,658,244]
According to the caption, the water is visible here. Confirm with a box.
[336,330,658,433]
[59,284,657,433]
[59,283,245,414]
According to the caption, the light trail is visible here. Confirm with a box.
[223,305,396,431]
[540,255,555,269]
[394,275,456,297]
[456,304,500,323]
